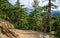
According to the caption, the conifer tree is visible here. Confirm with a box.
[29,0,43,31]
[42,0,58,33]
[14,0,28,29]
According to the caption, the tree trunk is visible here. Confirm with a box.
[43,0,51,33]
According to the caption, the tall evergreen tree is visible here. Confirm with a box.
[42,0,58,33]
[43,0,51,33]
[28,0,43,31]
[14,0,28,29]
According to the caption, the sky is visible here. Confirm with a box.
[8,0,60,12]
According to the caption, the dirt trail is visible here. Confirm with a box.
[0,29,59,38]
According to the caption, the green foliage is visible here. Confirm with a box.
[0,0,60,37]
[28,0,43,31]
[0,0,8,19]
[51,16,60,36]
[7,0,28,30]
